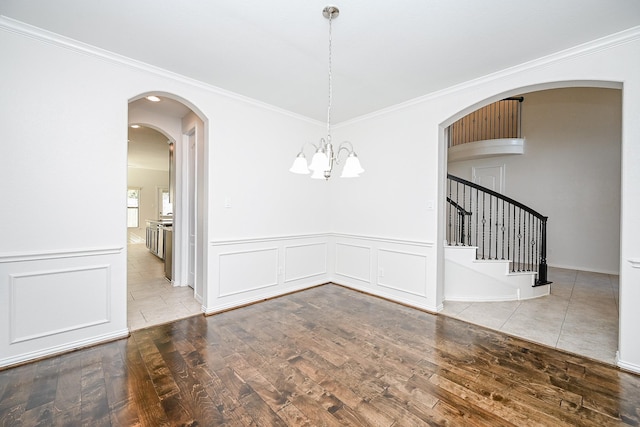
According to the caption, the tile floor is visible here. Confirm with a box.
[127,243,202,331]
[440,266,619,364]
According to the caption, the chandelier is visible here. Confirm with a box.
[289,5,364,180]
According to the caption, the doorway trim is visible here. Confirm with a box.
[127,92,209,310]
[438,79,623,359]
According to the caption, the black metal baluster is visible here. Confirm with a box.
[535,217,540,272]
[468,182,473,245]
[511,204,516,272]
[481,192,486,259]
[529,212,534,271]
[507,202,512,270]
[516,209,522,271]
[528,211,532,270]
[488,194,493,259]
[453,181,460,246]
[524,211,528,270]
[475,187,479,256]
[501,198,505,260]
[461,184,466,245]
[497,197,501,259]
[447,178,452,244]
[524,210,528,271]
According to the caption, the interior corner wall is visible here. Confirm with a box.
[447,87,622,274]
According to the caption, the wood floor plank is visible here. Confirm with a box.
[290,356,363,409]
[53,351,83,409]
[159,349,221,425]
[224,352,288,412]
[275,402,315,427]
[0,363,36,425]
[100,341,142,427]
[20,400,56,426]
[80,349,111,427]
[213,364,286,426]
[122,339,172,426]
[288,393,345,427]
[198,365,258,426]
[1,284,639,426]
[25,357,59,411]
[132,330,181,401]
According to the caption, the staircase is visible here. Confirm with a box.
[445,174,551,301]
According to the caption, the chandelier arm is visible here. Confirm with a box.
[334,142,354,165]
[302,142,319,153]
[335,147,349,163]
[337,140,354,152]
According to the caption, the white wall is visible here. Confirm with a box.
[448,87,621,274]
[1,17,640,374]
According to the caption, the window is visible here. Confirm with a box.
[127,188,140,228]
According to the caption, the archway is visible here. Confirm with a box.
[127,93,208,329]
[438,81,622,364]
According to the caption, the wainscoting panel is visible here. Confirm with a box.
[218,248,279,297]
[284,243,327,283]
[331,234,438,312]
[0,247,128,368]
[335,243,371,283]
[207,235,331,314]
[207,234,439,317]
[378,249,428,297]
[10,265,110,344]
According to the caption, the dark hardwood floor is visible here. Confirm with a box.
[1,284,639,426]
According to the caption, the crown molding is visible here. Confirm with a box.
[3,16,638,129]
[0,15,323,126]
[337,25,640,128]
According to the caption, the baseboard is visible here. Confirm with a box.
[0,328,130,370]
[203,281,326,316]
[616,353,640,375]
[333,280,440,314]
[548,263,619,276]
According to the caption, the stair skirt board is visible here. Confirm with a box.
[444,246,550,302]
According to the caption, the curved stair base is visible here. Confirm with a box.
[445,245,550,302]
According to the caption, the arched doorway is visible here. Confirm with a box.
[439,82,622,364]
[127,93,208,329]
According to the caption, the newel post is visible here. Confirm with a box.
[535,217,552,286]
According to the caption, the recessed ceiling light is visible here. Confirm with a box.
[130,124,140,128]
[146,95,161,102]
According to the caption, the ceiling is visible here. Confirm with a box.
[128,126,171,171]
[1,0,639,122]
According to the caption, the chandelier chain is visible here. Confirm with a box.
[327,11,333,141]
